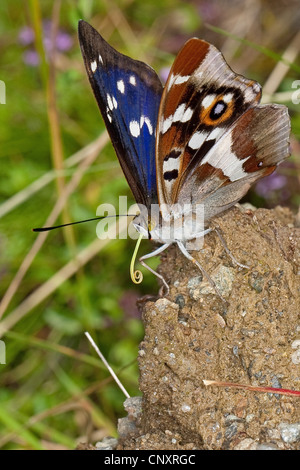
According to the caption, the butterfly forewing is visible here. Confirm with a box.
[78,21,163,209]
[156,38,263,206]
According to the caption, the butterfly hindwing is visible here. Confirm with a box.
[78,20,163,208]
[156,38,263,207]
[175,104,290,221]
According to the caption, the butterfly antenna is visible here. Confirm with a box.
[130,232,144,285]
[32,215,136,232]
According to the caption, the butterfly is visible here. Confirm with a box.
[78,20,290,299]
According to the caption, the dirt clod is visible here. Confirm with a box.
[118,205,300,450]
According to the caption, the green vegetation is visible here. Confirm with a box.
[0,0,299,449]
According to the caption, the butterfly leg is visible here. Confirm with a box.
[139,243,171,295]
[176,240,226,302]
[213,227,249,269]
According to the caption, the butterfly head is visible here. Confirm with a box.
[133,210,158,241]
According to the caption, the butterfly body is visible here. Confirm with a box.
[133,208,210,245]
[78,21,290,297]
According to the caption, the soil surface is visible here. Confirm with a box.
[105,205,300,450]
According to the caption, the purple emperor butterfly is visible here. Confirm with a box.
[78,21,290,299]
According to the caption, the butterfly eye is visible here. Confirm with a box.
[148,219,155,231]
[146,219,155,239]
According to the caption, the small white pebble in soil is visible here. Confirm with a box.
[181,404,191,413]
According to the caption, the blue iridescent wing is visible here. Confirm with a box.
[78,20,163,208]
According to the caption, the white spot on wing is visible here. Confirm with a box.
[163,159,179,173]
[106,107,112,123]
[161,103,194,133]
[107,94,114,111]
[162,116,173,134]
[129,120,140,137]
[173,103,186,122]
[145,118,153,135]
[117,80,125,94]
[174,74,190,85]
[91,60,97,73]
[243,86,258,103]
[223,93,234,103]
[107,93,118,110]
[129,75,136,86]
[173,104,193,123]
[202,94,216,109]
[167,73,175,91]
[181,107,193,122]
[164,180,174,190]
[128,115,154,138]
[188,131,208,149]
[207,127,222,140]
[143,116,153,135]
[167,73,193,91]
[99,54,103,64]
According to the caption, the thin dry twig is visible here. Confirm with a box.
[263,30,300,96]
[85,332,130,399]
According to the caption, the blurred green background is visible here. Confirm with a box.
[0,0,299,449]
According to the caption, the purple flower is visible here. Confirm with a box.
[19,26,35,45]
[19,21,73,66]
[23,50,40,66]
[56,32,73,51]
[42,20,73,52]
[255,173,287,198]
